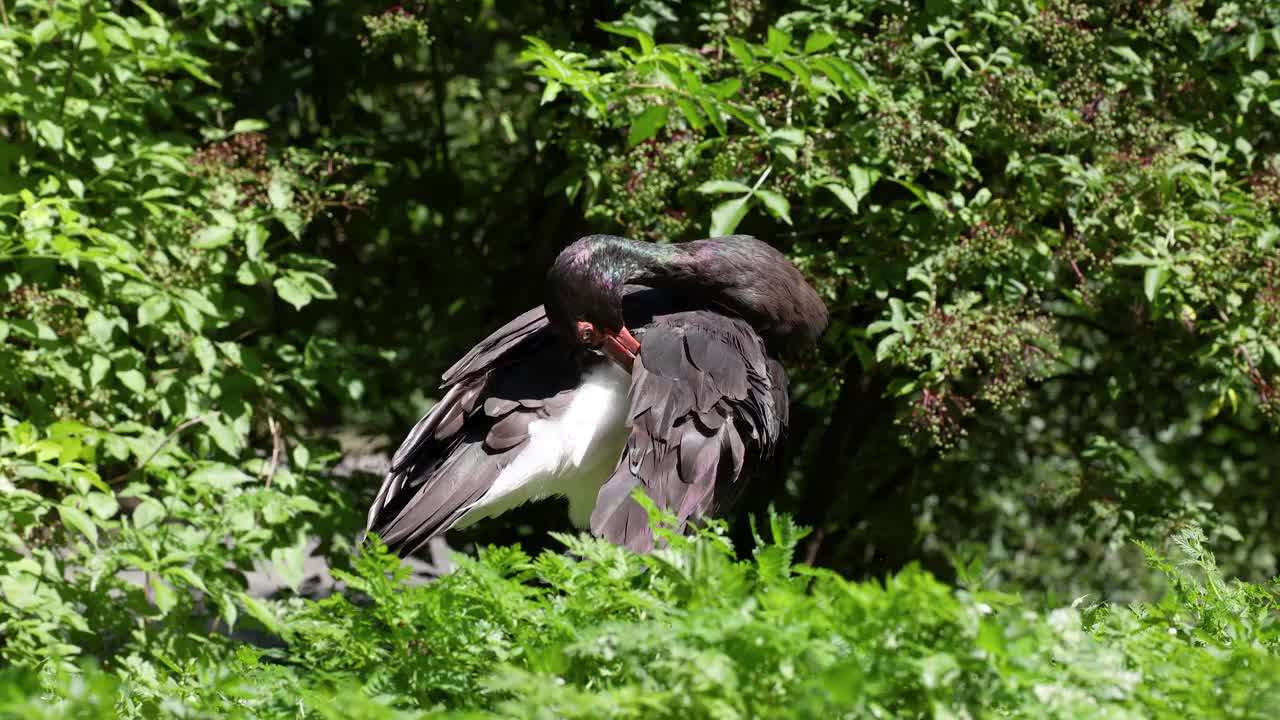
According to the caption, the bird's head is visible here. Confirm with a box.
[546,236,643,370]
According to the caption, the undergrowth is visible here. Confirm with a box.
[1,503,1277,719]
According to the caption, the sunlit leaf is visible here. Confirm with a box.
[137,294,171,326]
[710,195,751,236]
[57,505,99,546]
[627,105,669,147]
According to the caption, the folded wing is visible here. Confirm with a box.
[590,310,787,552]
[365,306,582,556]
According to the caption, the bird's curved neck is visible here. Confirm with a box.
[562,234,828,356]
[589,236,689,289]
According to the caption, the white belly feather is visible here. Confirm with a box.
[455,362,631,529]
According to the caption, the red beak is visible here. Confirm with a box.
[602,326,641,371]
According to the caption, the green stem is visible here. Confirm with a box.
[943,39,973,76]
[59,7,89,121]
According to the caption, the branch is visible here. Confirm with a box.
[109,414,211,484]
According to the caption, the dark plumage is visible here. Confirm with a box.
[366,235,827,555]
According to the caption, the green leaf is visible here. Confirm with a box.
[292,443,311,469]
[627,105,669,147]
[57,505,99,546]
[274,275,314,310]
[596,21,655,55]
[180,60,220,87]
[766,27,792,53]
[875,332,902,363]
[270,533,309,592]
[822,183,860,215]
[540,80,562,105]
[0,573,40,610]
[166,566,208,593]
[1247,32,1265,61]
[116,369,147,394]
[137,294,171,326]
[234,591,283,635]
[151,576,178,614]
[89,355,110,387]
[804,31,836,54]
[178,288,220,317]
[86,311,116,345]
[697,180,754,195]
[245,225,268,260]
[710,196,752,236]
[755,190,792,224]
[133,500,165,529]
[192,336,217,374]
[1110,46,1141,65]
[188,463,250,489]
[84,492,119,520]
[90,21,111,57]
[674,98,705,129]
[1144,266,1170,302]
[32,19,57,45]
[36,120,65,151]
[219,594,239,631]
[850,165,875,200]
[232,118,269,134]
[205,418,242,457]
[193,225,235,249]
[889,298,908,333]
[1258,227,1278,250]
[707,78,742,99]
[268,170,294,211]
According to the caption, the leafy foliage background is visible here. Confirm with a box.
[1,0,1278,716]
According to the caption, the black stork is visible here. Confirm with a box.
[365,234,828,554]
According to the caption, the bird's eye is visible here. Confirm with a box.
[576,321,599,345]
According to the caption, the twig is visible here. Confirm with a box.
[1,1,10,29]
[108,414,211,484]
[264,415,283,487]
[943,39,973,76]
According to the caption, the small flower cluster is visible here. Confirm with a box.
[939,219,1021,278]
[872,100,950,177]
[189,135,371,225]
[897,303,1058,448]
[1249,155,1280,207]
[696,0,760,39]
[1260,258,1280,327]
[2,281,81,340]
[906,386,974,448]
[361,5,430,53]
[189,132,271,208]
[1029,2,1099,69]
[592,132,697,241]
[190,132,268,173]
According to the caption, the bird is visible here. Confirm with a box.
[365,234,828,555]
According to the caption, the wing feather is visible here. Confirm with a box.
[590,311,785,552]
[366,306,581,556]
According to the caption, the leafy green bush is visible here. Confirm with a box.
[519,0,1280,591]
[2,509,1277,718]
[0,0,364,672]
[3,0,1280,716]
